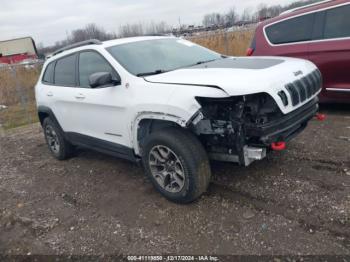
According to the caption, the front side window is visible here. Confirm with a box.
[265,13,315,44]
[107,38,221,76]
[324,4,350,39]
[42,62,55,84]
[54,54,76,86]
[79,51,116,87]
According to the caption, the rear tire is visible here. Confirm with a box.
[43,118,74,160]
[142,127,211,203]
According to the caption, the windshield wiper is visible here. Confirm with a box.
[183,57,223,69]
[137,69,168,77]
[195,58,218,65]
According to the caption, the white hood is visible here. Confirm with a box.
[145,57,319,114]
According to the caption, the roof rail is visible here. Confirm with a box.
[279,0,333,16]
[52,39,102,56]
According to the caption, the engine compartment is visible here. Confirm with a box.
[192,93,317,165]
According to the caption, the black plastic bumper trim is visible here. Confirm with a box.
[245,98,318,144]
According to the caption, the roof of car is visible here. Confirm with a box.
[261,0,348,26]
[278,0,333,16]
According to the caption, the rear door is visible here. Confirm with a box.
[308,3,350,101]
[49,53,79,132]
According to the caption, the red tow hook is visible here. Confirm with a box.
[271,142,286,151]
[315,113,326,121]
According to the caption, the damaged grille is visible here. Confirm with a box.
[193,93,318,165]
[285,69,322,106]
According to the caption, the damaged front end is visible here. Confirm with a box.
[190,93,318,166]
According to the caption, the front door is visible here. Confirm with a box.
[71,50,130,148]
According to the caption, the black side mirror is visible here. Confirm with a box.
[89,72,120,88]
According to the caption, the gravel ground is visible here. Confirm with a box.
[0,105,349,256]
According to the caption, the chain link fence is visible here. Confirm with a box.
[0,63,42,132]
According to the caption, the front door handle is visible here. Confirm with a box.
[75,94,85,99]
[47,91,53,97]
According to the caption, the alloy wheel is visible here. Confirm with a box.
[148,145,185,193]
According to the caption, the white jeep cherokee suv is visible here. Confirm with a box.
[35,36,321,203]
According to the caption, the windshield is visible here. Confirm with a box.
[106,38,222,76]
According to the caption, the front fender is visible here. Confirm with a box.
[130,84,228,156]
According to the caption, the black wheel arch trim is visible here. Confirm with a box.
[37,106,65,133]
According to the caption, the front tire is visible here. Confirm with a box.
[43,118,74,160]
[142,127,211,203]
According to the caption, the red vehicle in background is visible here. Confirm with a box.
[248,0,350,103]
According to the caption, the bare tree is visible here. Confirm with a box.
[257,3,269,19]
[225,8,238,26]
[118,21,170,38]
[202,13,224,27]
[267,5,283,17]
[241,8,253,22]
[70,23,116,42]
[37,23,116,56]
[118,23,144,37]
[202,14,212,27]
[147,21,170,35]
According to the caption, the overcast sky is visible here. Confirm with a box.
[0,0,297,46]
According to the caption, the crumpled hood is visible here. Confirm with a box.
[145,56,318,114]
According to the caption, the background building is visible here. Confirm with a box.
[0,37,38,64]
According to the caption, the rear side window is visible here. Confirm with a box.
[78,51,116,88]
[42,62,55,84]
[324,4,350,39]
[265,13,315,44]
[54,54,77,86]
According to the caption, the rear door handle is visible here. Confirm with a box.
[47,91,53,97]
[75,93,85,99]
